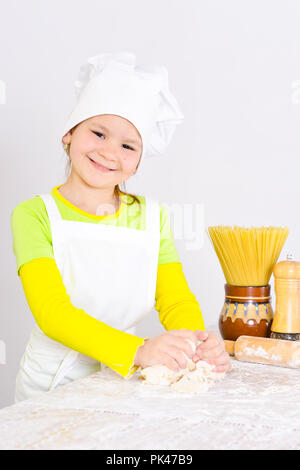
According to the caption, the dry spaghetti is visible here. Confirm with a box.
[207,226,289,286]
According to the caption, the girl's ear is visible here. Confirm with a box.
[62,131,72,145]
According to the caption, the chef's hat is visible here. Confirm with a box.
[62,52,184,159]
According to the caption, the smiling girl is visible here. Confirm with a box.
[11,52,230,402]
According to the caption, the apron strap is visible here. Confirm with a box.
[145,197,160,236]
[39,193,63,223]
[145,197,161,308]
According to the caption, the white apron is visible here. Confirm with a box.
[15,193,160,402]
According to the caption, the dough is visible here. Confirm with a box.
[139,339,226,394]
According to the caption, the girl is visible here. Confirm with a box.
[11,52,230,402]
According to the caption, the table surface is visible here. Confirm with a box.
[0,356,300,450]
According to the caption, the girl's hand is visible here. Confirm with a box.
[134,329,200,371]
[193,330,231,373]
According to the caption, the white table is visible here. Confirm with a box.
[0,358,299,450]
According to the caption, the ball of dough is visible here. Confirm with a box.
[139,338,226,394]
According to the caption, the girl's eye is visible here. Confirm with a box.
[123,144,135,151]
[93,131,135,151]
[93,131,104,139]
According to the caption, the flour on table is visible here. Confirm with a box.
[139,339,226,394]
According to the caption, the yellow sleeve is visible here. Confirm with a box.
[155,262,206,331]
[19,257,147,379]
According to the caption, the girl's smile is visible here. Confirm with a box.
[87,155,117,173]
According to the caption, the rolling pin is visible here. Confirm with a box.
[224,335,300,369]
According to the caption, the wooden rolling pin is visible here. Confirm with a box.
[224,335,300,369]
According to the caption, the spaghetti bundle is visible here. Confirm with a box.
[207,226,289,286]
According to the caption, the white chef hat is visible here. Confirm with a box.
[62,52,184,159]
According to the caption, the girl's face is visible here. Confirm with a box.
[62,114,143,189]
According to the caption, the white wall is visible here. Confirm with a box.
[2,0,300,408]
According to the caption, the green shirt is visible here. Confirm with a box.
[11,185,180,276]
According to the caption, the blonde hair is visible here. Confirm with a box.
[62,130,142,210]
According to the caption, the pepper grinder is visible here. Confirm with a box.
[271,254,300,341]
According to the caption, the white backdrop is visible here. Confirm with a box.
[1,0,300,408]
